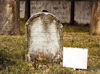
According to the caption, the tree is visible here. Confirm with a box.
[90,0,100,35]
[70,0,75,25]
[0,0,20,35]
[25,0,31,21]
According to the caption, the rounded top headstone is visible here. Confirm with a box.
[26,12,62,27]
[25,12,63,62]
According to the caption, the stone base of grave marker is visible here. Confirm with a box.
[25,12,63,62]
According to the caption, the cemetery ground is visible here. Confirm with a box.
[0,20,100,74]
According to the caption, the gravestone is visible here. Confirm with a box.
[25,12,63,61]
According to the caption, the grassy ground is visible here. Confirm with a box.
[0,23,100,74]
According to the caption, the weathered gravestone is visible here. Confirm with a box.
[25,12,63,61]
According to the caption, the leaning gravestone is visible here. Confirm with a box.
[25,12,63,61]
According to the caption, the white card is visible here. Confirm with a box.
[63,47,88,70]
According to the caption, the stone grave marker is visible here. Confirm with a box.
[25,12,63,61]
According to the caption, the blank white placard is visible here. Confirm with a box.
[63,47,88,69]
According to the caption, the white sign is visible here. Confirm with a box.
[63,47,88,70]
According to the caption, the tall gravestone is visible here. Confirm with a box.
[25,12,63,61]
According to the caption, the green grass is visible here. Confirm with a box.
[20,19,26,35]
[63,25,89,32]
[0,24,100,74]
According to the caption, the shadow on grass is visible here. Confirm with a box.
[20,18,26,35]
[63,23,89,32]
[0,50,16,70]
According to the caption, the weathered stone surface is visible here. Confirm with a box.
[75,1,92,24]
[25,12,63,61]
[90,0,100,35]
[20,1,92,24]
[0,0,20,35]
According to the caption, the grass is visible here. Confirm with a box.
[0,23,100,74]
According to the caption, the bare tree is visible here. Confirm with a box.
[0,0,20,35]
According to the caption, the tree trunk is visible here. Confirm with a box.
[25,0,30,21]
[0,0,20,35]
[70,0,75,25]
[16,0,20,33]
[90,0,100,35]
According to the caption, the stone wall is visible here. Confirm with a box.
[75,1,92,24]
[20,1,92,24]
